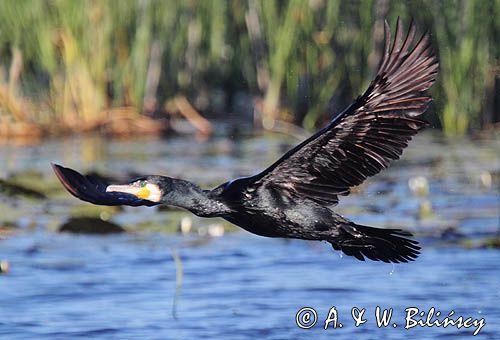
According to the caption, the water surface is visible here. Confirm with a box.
[0,132,499,339]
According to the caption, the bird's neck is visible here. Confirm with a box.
[163,180,230,217]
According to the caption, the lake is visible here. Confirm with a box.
[0,130,499,339]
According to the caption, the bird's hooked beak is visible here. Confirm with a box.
[106,183,162,202]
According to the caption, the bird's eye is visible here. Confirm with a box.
[140,181,146,188]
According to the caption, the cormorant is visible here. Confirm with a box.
[53,19,438,263]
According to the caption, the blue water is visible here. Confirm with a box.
[1,232,499,339]
[0,133,499,339]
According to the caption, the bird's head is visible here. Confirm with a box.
[52,163,208,209]
[105,176,171,203]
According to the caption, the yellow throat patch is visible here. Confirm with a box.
[136,187,151,199]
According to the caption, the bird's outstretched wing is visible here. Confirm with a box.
[250,19,438,206]
[52,163,157,207]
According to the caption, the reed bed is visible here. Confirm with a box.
[0,0,497,138]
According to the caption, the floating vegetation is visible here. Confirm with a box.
[133,220,181,234]
[461,236,500,249]
[483,236,500,249]
[0,178,46,199]
[132,214,238,235]
[58,217,125,234]
[68,204,121,219]
[0,132,497,245]
[0,222,18,240]
[418,200,435,220]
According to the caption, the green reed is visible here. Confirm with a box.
[0,0,497,135]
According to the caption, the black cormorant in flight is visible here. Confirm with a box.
[53,19,438,263]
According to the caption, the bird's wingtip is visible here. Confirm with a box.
[51,163,82,198]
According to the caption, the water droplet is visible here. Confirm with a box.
[389,264,395,276]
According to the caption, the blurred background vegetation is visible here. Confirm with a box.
[0,0,498,140]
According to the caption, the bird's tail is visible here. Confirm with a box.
[329,223,420,263]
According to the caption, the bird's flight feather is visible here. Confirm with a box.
[250,18,438,206]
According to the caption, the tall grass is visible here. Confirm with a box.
[0,0,497,136]
[426,0,498,135]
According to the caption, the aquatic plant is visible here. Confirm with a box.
[0,0,497,137]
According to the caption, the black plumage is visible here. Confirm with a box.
[53,19,437,263]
